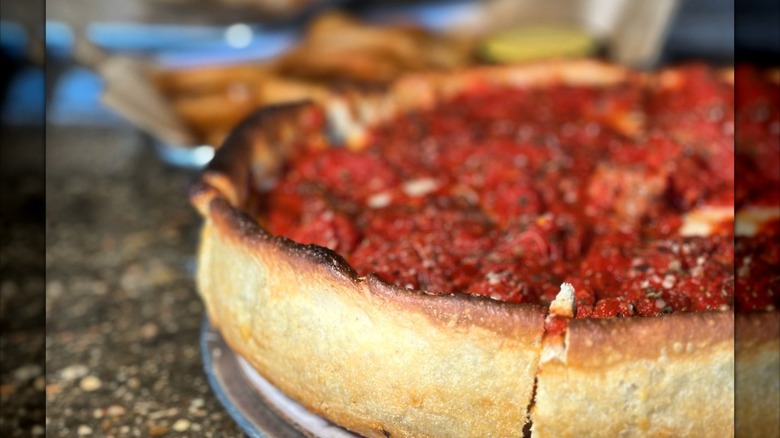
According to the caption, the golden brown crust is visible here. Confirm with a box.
[736,312,780,438]
[189,60,776,437]
[532,312,735,437]
[564,311,734,368]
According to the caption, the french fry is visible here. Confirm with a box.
[171,86,260,136]
[153,63,271,95]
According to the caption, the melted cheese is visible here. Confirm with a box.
[680,205,780,237]
[735,206,780,237]
[550,282,576,318]
[679,206,734,236]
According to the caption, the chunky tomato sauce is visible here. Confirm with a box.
[734,66,780,312]
[264,64,778,317]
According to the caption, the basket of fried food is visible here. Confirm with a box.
[152,12,476,147]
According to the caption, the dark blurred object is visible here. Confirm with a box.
[0,1,45,436]
[0,58,45,126]
[662,0,780,66]
[661,0,734,65]
[735,0,780,64]
[1,0,45,125]
[0,0,44,65]
[0,45,25,114]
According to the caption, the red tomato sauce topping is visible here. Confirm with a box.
[263,64,778,317]
[734,66,780,312]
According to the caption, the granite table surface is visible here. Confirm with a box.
[2,126,46,437]
[43,126,243,437]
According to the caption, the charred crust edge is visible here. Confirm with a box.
[207,193,546,336]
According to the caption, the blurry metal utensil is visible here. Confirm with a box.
[73,36,198,147]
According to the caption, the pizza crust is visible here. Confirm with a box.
[194,194,546,438]
[190,61,779,437]
[735,312,780,438]
[532,312,734,437]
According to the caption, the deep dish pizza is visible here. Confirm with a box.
[191,60,779,437]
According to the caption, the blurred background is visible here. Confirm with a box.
[7,0,774,156]
[2,0,777,154]
[0,0,778,436]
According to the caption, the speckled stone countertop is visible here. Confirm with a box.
[1,127,46,437]
[45,126,242,437]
